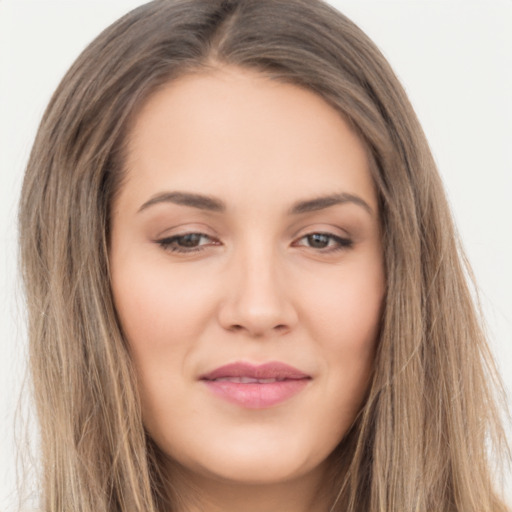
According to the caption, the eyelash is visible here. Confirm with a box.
[157,233,219,254]
[156,232,353,254]
[293,232,353,252]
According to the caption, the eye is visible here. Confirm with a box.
[156,233,219,253]
[294,232,353,252]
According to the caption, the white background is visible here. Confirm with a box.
[1,0,511,509]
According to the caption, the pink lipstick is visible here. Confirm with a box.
[200,362,310,409]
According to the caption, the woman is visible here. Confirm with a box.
[18,0,510,510]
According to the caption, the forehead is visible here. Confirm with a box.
[121,66,376,213]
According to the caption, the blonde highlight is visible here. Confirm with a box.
[18,0,510,510]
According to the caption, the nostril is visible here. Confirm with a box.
[227,323,289,335]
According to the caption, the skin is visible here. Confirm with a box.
[109,66,385,512]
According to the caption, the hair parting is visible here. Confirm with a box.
[18,1,510,510]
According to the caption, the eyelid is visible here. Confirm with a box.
[291,223,351,241]
[154,224,354,255]
[290,223,354,253]
[153,221,217,239]
[155,230,221,254]
[293,232,352,249]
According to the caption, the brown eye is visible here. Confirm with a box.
[175,233,204,247]
[157,233,219,253]
[306,233,331,249]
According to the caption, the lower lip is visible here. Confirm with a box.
[202,379,310,409]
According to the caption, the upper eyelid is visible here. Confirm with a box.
[291,224,351,240]
[156,229,347,238]
[159,232,214,240]
[155,226,351,240]
[155,223,218,239]
[158,232,218,244]
[296,232,348,241]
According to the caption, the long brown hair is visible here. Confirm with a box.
[18,0,510,510]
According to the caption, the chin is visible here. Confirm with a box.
[195,454,316,485]
[162,426,330,487]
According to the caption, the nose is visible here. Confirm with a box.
[217,247,298,337]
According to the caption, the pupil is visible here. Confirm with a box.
[179,234,202,247]
[308,234,329,248]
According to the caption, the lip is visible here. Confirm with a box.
[200,362,311,409]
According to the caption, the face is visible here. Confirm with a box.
[110,67,384,489]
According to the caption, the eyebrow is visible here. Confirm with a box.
[138,191,225,213]
[137,190,373,216]
[289,193,373,216]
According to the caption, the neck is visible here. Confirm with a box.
[165,459,334,512]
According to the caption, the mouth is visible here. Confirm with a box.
[200,362,311,409]
[209,376,292,383]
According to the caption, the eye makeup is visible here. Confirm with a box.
[155,230,354,256]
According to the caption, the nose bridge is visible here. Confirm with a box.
[241,242,279,303]
[219,237,296,336]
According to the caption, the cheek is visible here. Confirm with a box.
[297,257,384,407]
[299,255,384,347]
[112,255,217,349]
[110,263,212,436]
[109,255,218,405]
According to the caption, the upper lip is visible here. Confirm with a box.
[200,362,310,381]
